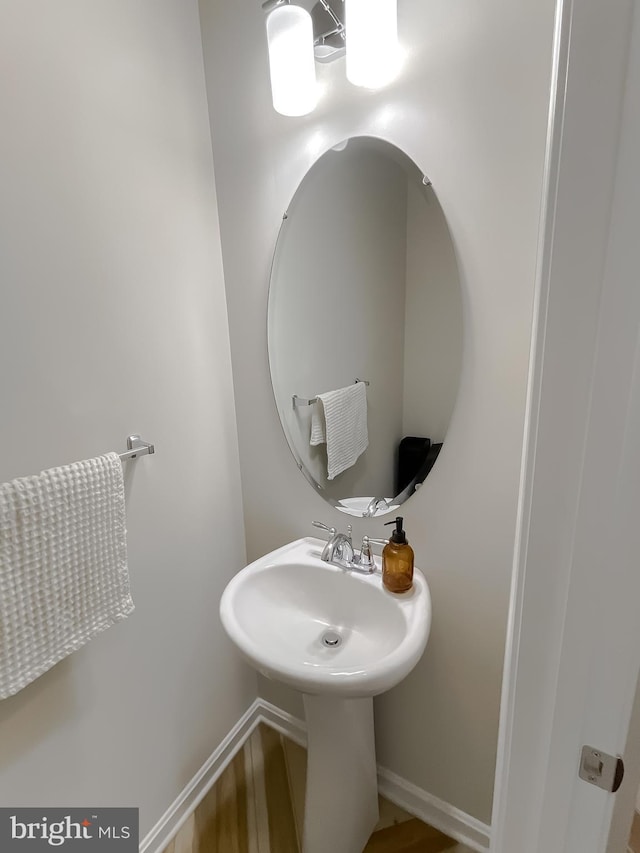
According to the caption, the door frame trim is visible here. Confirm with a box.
[491,0,638,850]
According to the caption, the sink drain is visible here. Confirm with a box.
[321,630,342,648]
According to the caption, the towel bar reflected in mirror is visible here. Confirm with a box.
[292,379,369,408]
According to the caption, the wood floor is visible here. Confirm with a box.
[162,724,473,853]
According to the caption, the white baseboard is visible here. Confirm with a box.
[140,698,491,853]
[254,697,308,749]
[377,767,491,852]
[139,698,263,853]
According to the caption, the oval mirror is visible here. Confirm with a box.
[268,137,463,518]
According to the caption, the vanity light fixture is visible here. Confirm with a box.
[345,0,399,89]
[264,1,318,116]
[262,0,399,116]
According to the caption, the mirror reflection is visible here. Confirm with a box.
[268,137,463,517]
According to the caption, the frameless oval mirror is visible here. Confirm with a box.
[268,137,463,517]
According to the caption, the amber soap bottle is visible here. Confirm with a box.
[382,517,414,593]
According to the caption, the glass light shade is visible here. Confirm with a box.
[346,0,399,89]
[266,5,317,117]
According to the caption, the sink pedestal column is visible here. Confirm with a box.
[302,694,379,853]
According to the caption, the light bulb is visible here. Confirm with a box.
[266,5,317,117]
[346,0,399,89]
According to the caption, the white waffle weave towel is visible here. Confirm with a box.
[310,382,369,480]
[0,452,133,700]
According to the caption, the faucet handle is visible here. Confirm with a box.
[312,521,337,536]
[367,538,389,546]
[359,535,375,569]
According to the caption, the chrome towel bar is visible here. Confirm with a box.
[292,379,369,408]
[118,435,155,461]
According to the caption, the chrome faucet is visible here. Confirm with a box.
[312,522,386,574]
[363,497,390,518]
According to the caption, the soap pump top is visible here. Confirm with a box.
[385,516,408,545]
[381,516,414,593]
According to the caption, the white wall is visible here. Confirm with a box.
[270,144,407,500]
[0,0,255,837]
[199,0,554,824]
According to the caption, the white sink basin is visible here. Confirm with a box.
[220,537,431,698]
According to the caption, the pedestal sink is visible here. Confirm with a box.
[220,537,431,853]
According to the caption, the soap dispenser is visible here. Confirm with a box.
[382,517,414,593]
